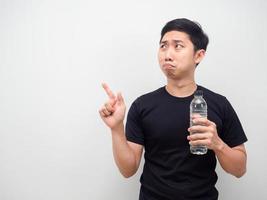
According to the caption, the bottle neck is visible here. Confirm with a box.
[194,90,203,98]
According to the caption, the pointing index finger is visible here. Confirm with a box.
[102,83,116,99]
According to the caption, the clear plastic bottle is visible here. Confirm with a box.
[190,90,208,155]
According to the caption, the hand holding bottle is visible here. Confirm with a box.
[187,116,224,152]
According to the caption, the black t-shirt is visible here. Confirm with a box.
[126,85,247,200]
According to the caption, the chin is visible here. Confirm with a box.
[164,71,178,79]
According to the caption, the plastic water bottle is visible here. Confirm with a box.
[190,90,208,155]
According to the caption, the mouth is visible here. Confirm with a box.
[163,63,175,69]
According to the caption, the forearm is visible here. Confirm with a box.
[214,141,247,178]
[111,123,137,178]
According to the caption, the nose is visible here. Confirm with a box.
[164,48,173,62]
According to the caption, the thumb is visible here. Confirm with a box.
[110,98,117,107]
[117,92,124,105]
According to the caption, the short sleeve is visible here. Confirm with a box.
[221,97,248,147]
[125,100,144,145]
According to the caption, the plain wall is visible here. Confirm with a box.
[0,0,266,199]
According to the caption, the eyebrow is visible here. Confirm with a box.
[160,40,184,44]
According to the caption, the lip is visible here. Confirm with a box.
[163,63,175,69]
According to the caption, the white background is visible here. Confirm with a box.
[0,0,266,199]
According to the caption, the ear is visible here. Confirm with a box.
[194,49,206,65]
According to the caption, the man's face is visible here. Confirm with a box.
[158,31,204,80]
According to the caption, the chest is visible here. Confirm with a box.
[140,101,223,150]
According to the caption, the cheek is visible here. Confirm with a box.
[179,51,194,63]
[158,52,164,63]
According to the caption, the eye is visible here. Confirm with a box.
[160,43,167,49]
[175,43,184,49]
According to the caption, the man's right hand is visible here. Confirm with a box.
[99,83,126,130]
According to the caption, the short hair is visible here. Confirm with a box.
[160,18,209,52]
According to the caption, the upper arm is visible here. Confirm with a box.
[232,144,247,157]
[127,141,143,170]
[221,97,248,147]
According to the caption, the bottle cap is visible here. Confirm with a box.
[194,90,203,97]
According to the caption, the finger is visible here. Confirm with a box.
[109,98,117,107]
[117,92,124,105]
[188,125,208,133]
[191,113,202,119]
[102,83,116,100]
[187,133,210,141]
[99,109,107,118]
[192,117,210,126]
[189,139,209,147]
[102,108,111,116]
[105,102,115,113]
[100,107,111,116]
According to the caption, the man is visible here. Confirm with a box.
[99,18,247,200]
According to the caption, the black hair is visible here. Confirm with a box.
[160,18,209,52]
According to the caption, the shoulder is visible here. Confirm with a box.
[198,85,233,115]
[198,85,227,103]
[135,87,165,103]
[129,87,165,112]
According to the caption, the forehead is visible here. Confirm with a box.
[161,31,191,43]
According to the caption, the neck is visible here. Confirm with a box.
[165,79,197,98]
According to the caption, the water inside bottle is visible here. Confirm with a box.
[189,90,208,155]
